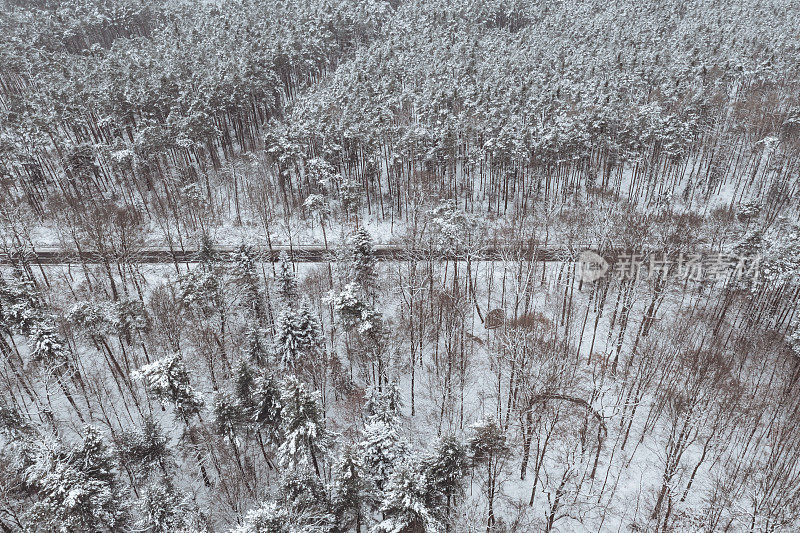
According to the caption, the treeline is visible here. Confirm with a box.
[1,0,800,255]
[0,0,390,219]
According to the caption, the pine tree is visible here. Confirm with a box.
[422,436,469,531]
[116,416,170,477]
[339,178,363,223]
[358,383,407,501]
[347,228,377,298]
[358,418,409,497]
[274,297,324,371]
[177,266,223,318]
[196,234,218,268]
[232,493,332,533]
[133,353,205,419]
[330,282,370,331]
[278,377,330,476]
[468,418,509,466]
[24,426,127,532]
[231,501,290,533]
[139,479,204,533]
[330,445,368,533]
[133,354,211,487]
[305,157,337,188]
[0,273,40,334]
[232,244,267,324]
[233,358,258,412]
[274,308,302,369]
[427,200,477,255]
[330,282,388,385]
[0,405,33,530]
[279,467,335,527]
[67,300,117,338]
[365,381,402,425]
[788,316,800,357]
[303,158,335,249]
[247,326,272,366]
[29,322,72,367]
[253,373,284,445]
[760,221,800,285]
[303,193,332,249]
[276,252,299,306]
[0,405,31,438]
[374,457,443,533]
[114,297,150,341]
[214,391,250,442]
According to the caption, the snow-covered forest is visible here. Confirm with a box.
[1,0,800,531]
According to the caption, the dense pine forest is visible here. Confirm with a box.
[1,0,800,531]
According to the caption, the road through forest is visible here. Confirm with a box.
[1,244,618,264]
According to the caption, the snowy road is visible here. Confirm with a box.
[1,244,607,264]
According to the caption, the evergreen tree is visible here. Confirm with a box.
[788,316,800,357]
[330,282,371,331]
[208,359,263,442]
[114,297,150,342]
[0,405,31,438]
[247,326,272,367]
[116,416,170,477]
[274,297,324,371]
[339,178,363,222]
[374,457,443,533]
[347,228,377,298]
[273,308,298,368]
[177,266,223,318]
[278,377,330,476]
[68,300,117,338]
[0,273,41,334]
[214,391,250,442]
[358,418,408,497]
[358,384,407,501]
[468,418,509,466]
[233,358,258,412]
[365,381,402,425]
[24,426,127,532]
[253,373,284,445]
[196,235,218,268]
[133,353,205,419]
[139,479,204,533]
[232,244,267,324]
[305,157,337,188]
[422,436,469,531]
[427,200,477,255]
[303,193,332,249]
[330,445,368,533]
[760,221,800,285]
[133,354,211,486]
[29,322,72,367]
[0,405,36,531]
[330,282,388,385]
[276,252,299,306]
[232,496,331,533]
[279,467,335,528]
[231,501,290,533]
[730,228,765,290]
